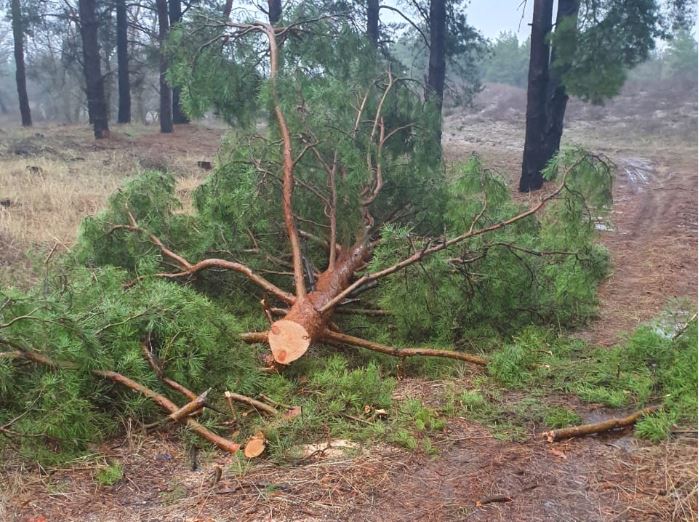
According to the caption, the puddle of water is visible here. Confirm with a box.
[619,157,654,188]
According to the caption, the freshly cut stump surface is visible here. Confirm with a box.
[268,319,311,364]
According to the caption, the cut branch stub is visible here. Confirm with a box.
[268,319,311,364]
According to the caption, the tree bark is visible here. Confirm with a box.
[11,0,31,127]
[78,0,110,138]
[543,0,580,160]
[426,0,446,150]
[223,0,233,19]
[156,0,173,133]
[116,0,131,123]
[542,406,658,442]
[519,0,554,192]
[168,0,189,124]
[268,0,282,25]
[367,0,380,47]
[267,240,370,364]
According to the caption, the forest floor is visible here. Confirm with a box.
[0,84,697,521]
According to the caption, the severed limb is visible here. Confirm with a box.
[239,329,489,366]
[2,348,240,454]
[110,212,295,304]
[144,388,210,430]
[322,330,488,366]
[225,391,278,416]
[542,406,659,442]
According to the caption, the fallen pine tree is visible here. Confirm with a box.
[0,11,615,460]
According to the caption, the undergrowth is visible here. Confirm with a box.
[1,153,690,467]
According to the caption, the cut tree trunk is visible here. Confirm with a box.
[156,0,173,133]
[116,0,131,124]
[267,241,370,363]
[519,0,554,192]
[78,0,110,138]
[11,0,31,127]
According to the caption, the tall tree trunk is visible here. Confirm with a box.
[426,0,446,151]
[157,0,173,133]
[268,0,282,25]
[116,0,131,123]
[543,0,580,160]
[168,0,189,124]
[519,0,554,192]
[11,0,31,127]
[223,0,233,19]
[78,0,110,138]
[367,0,380,47]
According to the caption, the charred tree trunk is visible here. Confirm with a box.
[168,0,189,124]
[268,0,282,25]
[116,0,131,123]
[519,0,554,192]
[11,0,31,127]
[156,0,173,133]
[78,0,110,138]
[543,0,580,160]
[426,0,446,151]
[367,0,380,47]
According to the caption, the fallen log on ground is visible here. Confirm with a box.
[542,406,659,442]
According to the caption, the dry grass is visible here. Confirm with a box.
[0,124,222,285]
[0,155,129,248]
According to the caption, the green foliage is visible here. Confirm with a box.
[553,0,665,103]
[635,409,675,442]
[543,406,582,429]
[485,310,697,441]
[481,32,530,88]
[373,151,611,345]
[308,355,395,413]
[168,23,263,127]
[95,461,124,487]
[0,266,260,463]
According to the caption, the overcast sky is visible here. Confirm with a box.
[465,0,534,40]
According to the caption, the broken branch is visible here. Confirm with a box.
[322,330,488,366]
[1,349,240,453]
[542,406,659,442]
[225,391,279,416]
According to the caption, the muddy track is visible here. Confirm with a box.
[582,150,697,345]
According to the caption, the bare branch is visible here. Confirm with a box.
[110,213,294,304]
[323,330,488,366]
[225,391,278,416]
[2,349,240,453]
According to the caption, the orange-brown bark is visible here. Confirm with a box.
[268,240,370,363]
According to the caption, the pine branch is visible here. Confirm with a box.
[319,163,577,314]
[322,330,488,366]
